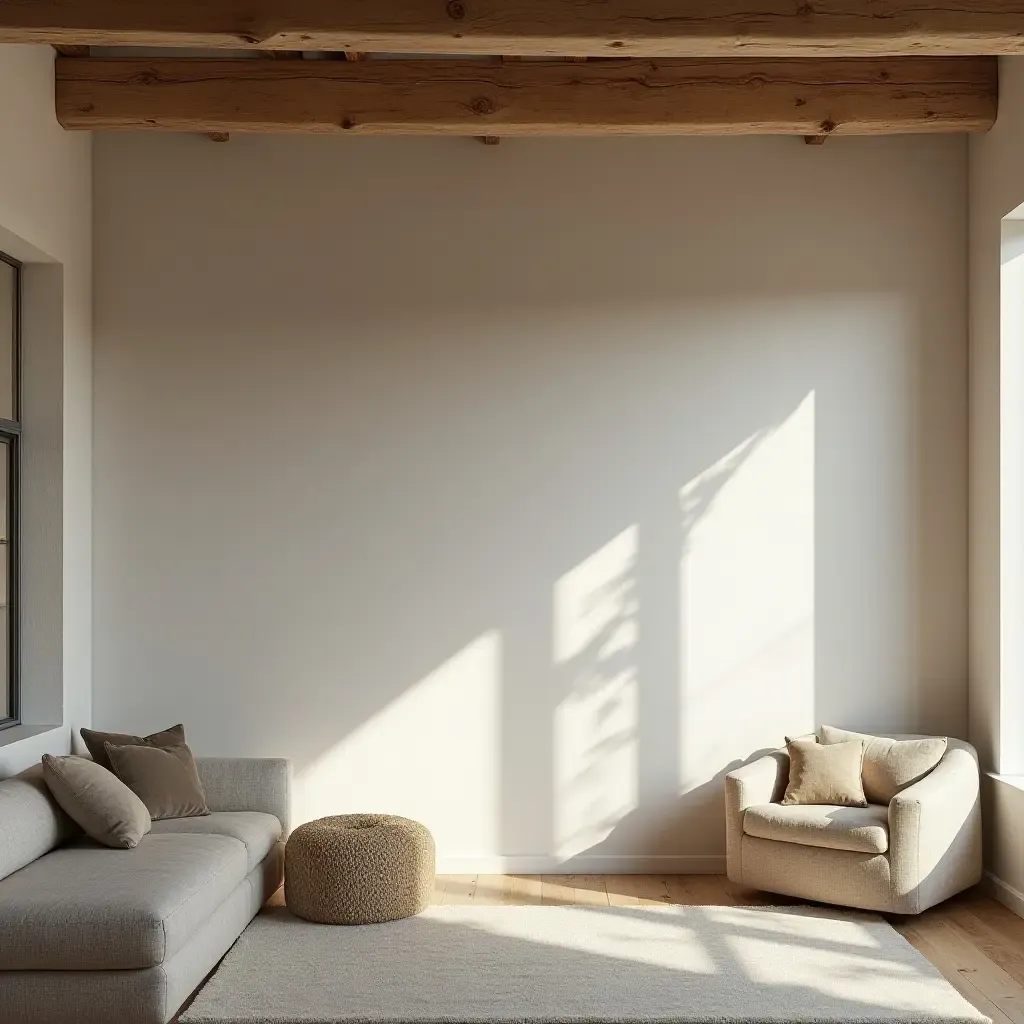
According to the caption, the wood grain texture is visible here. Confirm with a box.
[55,56,998,136]
[14,0,1024,57]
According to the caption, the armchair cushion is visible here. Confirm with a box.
[781,737,867,807]
[743,802,889,854]
[820,726,947,803]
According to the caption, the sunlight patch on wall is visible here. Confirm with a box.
[680,394,815,787]
[294,632,501,857]
[553,526,639,860]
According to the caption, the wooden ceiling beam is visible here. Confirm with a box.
[54,55,998,136]
[13,0,1024,57]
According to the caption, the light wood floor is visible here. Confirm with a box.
[418,875,1024,1024]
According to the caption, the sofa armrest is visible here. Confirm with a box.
[888,744,982,913]
[724,750,789,881]
[196,757,292,838]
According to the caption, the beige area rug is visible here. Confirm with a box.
[182,904,989,1024]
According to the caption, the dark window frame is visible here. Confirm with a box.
[0,250,20,730]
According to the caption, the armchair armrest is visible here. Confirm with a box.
[724,750,789,881]
[888,744,982,913]
[196,757,292,838]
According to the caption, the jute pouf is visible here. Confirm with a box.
[285,814,435,925]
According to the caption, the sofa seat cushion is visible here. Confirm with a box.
[150,811,281,872]
[0,833,247,970]
[743,802,889,854]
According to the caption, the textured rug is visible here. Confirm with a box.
[182,904,989,1024]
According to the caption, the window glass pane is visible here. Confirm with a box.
[0,261,14,421]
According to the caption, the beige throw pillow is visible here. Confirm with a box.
[80,723,185,771]
[782,737,867,807]
[41,754,151,849]
[105,741,210,820]
[819,726,947,804]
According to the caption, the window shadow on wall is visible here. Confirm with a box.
[90,136,966,863]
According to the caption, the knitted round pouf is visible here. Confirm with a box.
[285,814,435,925]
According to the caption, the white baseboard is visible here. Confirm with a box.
[435,855,727,875]
[983,871,1024,919]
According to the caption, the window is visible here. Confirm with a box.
[0,253,19,728]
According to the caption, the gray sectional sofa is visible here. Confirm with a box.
[0,756,290,1024]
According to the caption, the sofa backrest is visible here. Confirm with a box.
[195,757,292,837]
[0,764,80,882]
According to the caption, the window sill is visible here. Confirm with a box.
[0,722,61,749]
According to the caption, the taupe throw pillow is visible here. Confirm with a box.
[782,737,867,807]
[819,726,947,804]
[105,741,210,820]
[41,754,151,849]
[80,723,185,771]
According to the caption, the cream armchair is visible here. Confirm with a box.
[724,736,982,914]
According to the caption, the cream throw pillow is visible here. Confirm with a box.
[782,737,867,807]
[819,726,947,804]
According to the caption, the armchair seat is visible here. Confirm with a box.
[725,736,982,914]
[744,803,889,854]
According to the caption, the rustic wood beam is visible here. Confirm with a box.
[53,44,88,56]
[11,0,1024,57]
[54,56,997,137]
